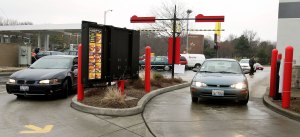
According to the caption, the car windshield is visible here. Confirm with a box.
[200,60,242,74]
[30,58,71,69]
[240,59,249,63]
[37,51,50,56]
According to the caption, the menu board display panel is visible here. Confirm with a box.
[88,28,102,80]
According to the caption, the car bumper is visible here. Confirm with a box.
[190,86,249,101]
[6,83,63,96]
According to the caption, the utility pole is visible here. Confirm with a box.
[186,9,192,53]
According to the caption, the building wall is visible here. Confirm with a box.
[187,34,204,54]
[0,44,19,67]
[278,0,300,89]
[277,0,300,65]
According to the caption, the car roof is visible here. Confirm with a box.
[42,55,77,59]
[206,58,238,62]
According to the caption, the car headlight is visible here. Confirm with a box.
[231,82,247,89]
[39,79,61,84]
[8,79,16,84]
[192,81,207,87]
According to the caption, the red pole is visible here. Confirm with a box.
[282,46,294,109]
[118,80,125,95]
[145,46,151,93]
[269,49,278,97]
[77,44,84,101]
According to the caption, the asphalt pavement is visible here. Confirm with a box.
[1,68,300,137]
[143,68,300,137]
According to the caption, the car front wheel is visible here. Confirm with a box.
[238,94,249,105]
[192,96,198,103]
[61,79,71,98]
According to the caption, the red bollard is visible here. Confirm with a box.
[118,80,125,95]
[270,49,278,97]
[282,46,294,109]
[145,46,151,93]
[77,44,84,101]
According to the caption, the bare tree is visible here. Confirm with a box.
[150,0,188,37]
[0,16,33,26]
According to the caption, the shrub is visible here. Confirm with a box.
[172,77,183,83]
[151,79,163,88]
[101,87,125,107]
[152,72,164,81]
[131,77,145,89]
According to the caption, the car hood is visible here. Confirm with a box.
[193,73,247,85]
[10,69,68,80]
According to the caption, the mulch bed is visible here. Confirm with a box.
[271,97,300,113]
[79,78,183,109]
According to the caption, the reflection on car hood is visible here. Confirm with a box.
[10,69,68,80]
[193,73,246,85]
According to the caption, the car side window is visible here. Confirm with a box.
[156,57,163,62]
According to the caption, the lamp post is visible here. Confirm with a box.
[186,9,192,53]
[104,9,113,25]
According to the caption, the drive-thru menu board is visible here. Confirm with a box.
[88,28,102,80]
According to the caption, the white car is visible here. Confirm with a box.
[239,59,250,73]
[180,54,206,69]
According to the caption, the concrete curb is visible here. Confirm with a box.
[263,92,300,122]
[71,82,190,116]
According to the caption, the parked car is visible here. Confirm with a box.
[239,59,250,73]
[139,56,171,71]
[67,50,78,56]
[180,54,205,69]
[6,55,78,98]
[254,63,264,70]
[190,58,249,105]
[36,51,65,59]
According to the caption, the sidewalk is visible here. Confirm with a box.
[263,87,300,122]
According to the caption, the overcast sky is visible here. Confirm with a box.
[0,0,279,41]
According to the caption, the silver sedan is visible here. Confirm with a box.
[190,58,249,105]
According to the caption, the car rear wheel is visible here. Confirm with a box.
[62,79,71,98]
[192,96,198,103]
[194,64,201,69]
[164,66,170,71]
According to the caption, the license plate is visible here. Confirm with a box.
[20,86,29,91]
[212,90,224,96]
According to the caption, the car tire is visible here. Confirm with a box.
[192,96,198,103]
[16,95,24,98]
[239,94,249,105]
[164,66,170,71]
[194,64,201,69]
[62,79,71,98]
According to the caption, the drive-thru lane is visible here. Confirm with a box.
[0,92,152,137]
[143,68,300,137]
